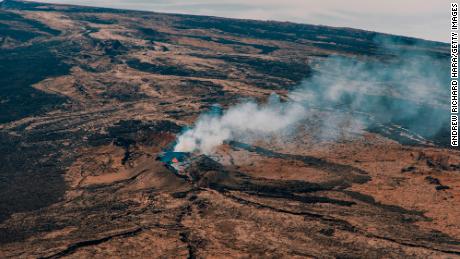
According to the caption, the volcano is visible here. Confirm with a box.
[158,151,192,173]
[0,0,459,258]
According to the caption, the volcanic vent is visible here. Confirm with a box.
[0,1,459,258]
[158,150,192,175]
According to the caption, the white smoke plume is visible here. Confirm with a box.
[174,39,449,153]
[174,94,306,154]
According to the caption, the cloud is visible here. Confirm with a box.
[28,0,448,42]
[174,95,307,154]
[174,39,449,153]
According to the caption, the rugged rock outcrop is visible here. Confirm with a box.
[0,1,458,258]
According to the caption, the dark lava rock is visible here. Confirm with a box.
[401,166,417,173]
[436,185,450,191]
[425,176,441,185]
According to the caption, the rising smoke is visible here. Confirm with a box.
[174,39,449,154]
[174,94,307,154]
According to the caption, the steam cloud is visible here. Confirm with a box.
[174,39,449,154]
[174,94,306,154]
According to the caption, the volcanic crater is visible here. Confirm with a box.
[0,0,458,258]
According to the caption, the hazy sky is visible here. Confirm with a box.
[27,0,449,42]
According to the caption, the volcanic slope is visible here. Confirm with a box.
[0,0,459,258]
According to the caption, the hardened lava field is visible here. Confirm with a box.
[0,0,459,258]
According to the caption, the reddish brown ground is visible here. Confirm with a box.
[0,1,457,258]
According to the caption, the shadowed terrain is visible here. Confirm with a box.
[0,0,459,258]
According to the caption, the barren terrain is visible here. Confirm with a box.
[0,0,458,258]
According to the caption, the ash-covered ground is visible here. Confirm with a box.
[0,0,459,258]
